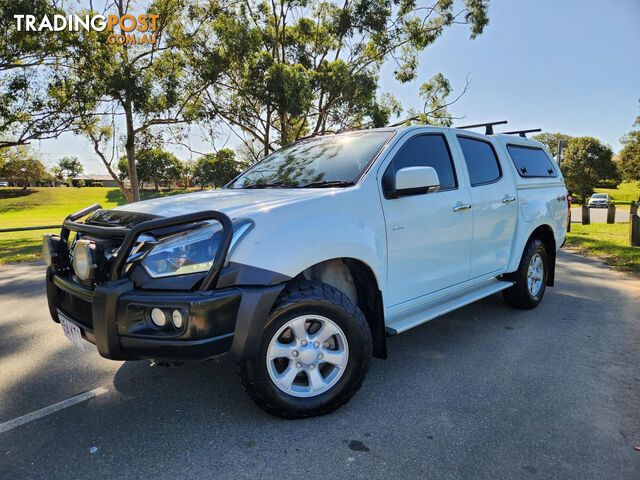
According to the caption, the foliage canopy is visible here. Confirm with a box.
[561,137,619,199]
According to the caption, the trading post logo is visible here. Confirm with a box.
[14,14,159,45]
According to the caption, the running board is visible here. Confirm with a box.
[385,278,514,335]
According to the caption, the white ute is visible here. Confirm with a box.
[45,124,568,418]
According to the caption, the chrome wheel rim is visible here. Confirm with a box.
[527,252,544,297]
[266,315,349,398]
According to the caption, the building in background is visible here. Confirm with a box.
[74,174,119,187]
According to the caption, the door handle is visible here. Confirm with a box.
[502,194,517,204]
[453,203,472,212]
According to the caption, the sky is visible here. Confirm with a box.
[32,0,640,174]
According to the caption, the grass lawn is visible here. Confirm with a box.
[594,181,640,204]
[565,222,640,275]
[0,187,190,264]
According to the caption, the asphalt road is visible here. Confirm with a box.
[0,251,639,480]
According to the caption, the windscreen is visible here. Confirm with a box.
[229,131,394,188]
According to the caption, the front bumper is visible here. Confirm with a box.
[46,268,284,361]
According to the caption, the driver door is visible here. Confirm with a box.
[380,133,472,307]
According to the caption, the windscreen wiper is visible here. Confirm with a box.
[241,183,293,189]
[299,180,355,188]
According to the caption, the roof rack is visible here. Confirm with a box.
[456,120,508,135]
[501,128,542,138]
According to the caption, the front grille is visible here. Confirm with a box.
[71,296,93,326]
[57,289,94,329]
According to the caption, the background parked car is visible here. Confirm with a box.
[587,193,612,208]
[0,181,9,187]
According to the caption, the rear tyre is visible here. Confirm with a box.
[237,281,372,419]
[502,238,548,309]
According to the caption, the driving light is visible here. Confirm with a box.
[140,219,253,278]
[72,240,103,282]
[171,309,184,329]
[42,234,70,271]
[73,241,91,280]
[43,236,53,266]
[150,308,166,327]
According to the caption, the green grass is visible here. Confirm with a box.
[0,229,61,263]
[0,187,191,264]
[594,181,640,205]
[565,222,640,275]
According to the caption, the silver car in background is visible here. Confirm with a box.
[588,193,612,208]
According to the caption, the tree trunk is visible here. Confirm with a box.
[280,108,288,146]
[265,106,271,157]
[123,99,140,202]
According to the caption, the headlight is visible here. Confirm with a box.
[72,239,104,282]
[140,219,253,278]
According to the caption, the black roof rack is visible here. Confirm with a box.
[501,128,542,138]
[456,120,508,135]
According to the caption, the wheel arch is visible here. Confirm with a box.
[507,224,556,286]
[530,224,556,286]
[294,257,387,359]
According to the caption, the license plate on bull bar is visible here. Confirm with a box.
[58,311,85,351]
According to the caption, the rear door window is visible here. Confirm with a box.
[507,145,557,177]
[457,136,502,186]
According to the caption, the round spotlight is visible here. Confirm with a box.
[43,234,70,271]
[72,241,92,281]
[171,309,184,329]
[150,308,166,327]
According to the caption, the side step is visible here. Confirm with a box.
[385,278,513,335]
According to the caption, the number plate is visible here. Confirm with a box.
[58,311,85,351]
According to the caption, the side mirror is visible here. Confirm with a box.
[390,166,440,198]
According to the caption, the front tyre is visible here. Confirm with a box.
[237,281,372,419]
[502,238,548,309]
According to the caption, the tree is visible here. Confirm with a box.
[55,0,222,202]
[618,131,640,183]
[532,132,573,160]
[190,0,490,158]
[0,1,81,149]
[561,137,620,201]
[55,156,84,182]
[118,149,183,190]
[191,149,243,189]
[0,147,47,187]
[617,100,640,183]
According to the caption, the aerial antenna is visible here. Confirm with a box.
[502,128,542,138]
[456,120,508,135]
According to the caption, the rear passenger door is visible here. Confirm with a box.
[455,135,517,279]
[380,133,472,306]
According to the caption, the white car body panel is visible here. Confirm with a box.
[114,126,567,331]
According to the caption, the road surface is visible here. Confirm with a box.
[1,251,639,479]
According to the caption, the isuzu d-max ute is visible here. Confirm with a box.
[44,125,568,418]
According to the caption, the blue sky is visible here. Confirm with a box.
[35,0,640,173]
